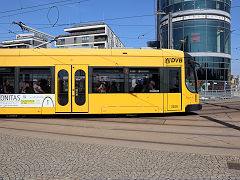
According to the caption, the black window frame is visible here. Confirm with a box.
[74,69,86,106]
[57,69,69,106]
[0,66,55,94]
[90,67,126,94]
[167,67,182,93]
[0,67,15,94]
[89,66,182,94]
[128,67,161,93]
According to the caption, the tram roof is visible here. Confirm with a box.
[0,48,184,58]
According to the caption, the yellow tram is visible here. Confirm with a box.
[0,48,201,115]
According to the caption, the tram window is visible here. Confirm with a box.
[75,70,86,105]
[58,70,69,106]
[169,69,181,93]
[129,68,160,93]
[0,67,15,94]
[19,68,52,94]
[92,68,124,93]
[185,59,197,93]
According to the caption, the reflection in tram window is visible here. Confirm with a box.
[129,68,160,93]
[169,69,181,93]
[58,70,69,106]
[19,68,52,94]
[185,59,197,93]
[92,68,124,93]
[75,70,86,105]
[0,67,14,94]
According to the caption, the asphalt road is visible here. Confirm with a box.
[0,98,240,179]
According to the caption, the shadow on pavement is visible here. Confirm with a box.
[201,115,240,132]
[202,102,240,111]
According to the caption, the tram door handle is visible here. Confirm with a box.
[72,89,75,97]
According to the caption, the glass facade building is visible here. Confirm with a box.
[160,0,231,91]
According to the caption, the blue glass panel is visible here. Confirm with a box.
[161,26,168,48]
[166,0,169,6]
[207,20,223,27]
[225,22,230,29]
[162,0,166,8]
[184,20,206,27]
[225,69,229,81]
[225,4,230,13]
[207,27,225,53]
[183,1,195,10]
[216,1,224,10]
[206,1,216,9]
[218,21,224,27]
[184,26,206,52]
[174,0,182,3]
[166,5,173,13]
[224,29,231,54]
[174,2,183,12]
[173,21,183,29]
[225,0,230,5]
[207,20,219,26]
[195,0,205,9]
[173,28,183,50]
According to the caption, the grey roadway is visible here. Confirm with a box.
[0,98,240,179]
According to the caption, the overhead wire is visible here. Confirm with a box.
[0,22,155,27]
[47,6,60,27]
[25,14,155,28]
[0,22,155,37]
[0,0,74,14]
[0,0,89,19]
[0,0,90,39]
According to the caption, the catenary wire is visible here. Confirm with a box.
[0,0,74,14]
[0,0,89,19]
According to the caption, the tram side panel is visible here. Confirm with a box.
[88,65,164,114]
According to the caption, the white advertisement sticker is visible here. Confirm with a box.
[0,94,55,108]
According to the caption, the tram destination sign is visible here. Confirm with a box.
[0,94,55,108]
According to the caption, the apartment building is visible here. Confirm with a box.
[1,33,50,48]
[55,22,124,49]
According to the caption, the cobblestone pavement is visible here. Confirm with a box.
[1,99,240,179]
[0,133,240,180]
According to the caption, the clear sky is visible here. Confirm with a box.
[0,0,239,76]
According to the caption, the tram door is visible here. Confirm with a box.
[55,65,88,113]
[166,68,182,111]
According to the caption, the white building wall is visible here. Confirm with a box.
[56,24,124,49]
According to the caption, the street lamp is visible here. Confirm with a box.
[217,30,224,33]
[155,0,166,49]
[180,39,186,52]
[155,11,166,15]
[156,11,166,49]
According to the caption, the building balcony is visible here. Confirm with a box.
[94,38,106,42]
[56,41,65,45]
[59,29,105,38]
[82,40,89,43]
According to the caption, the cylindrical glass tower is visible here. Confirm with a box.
[160,0,231,92]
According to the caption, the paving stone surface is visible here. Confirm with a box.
[0,132,240,180]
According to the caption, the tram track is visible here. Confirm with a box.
[0,114,236,127]
[0,100,239,155]
[0,111,239,140]
[0,123,237,139]
[201,100,240,107]
[0,100,238,129]
[1,125,240,151]
[0,117,236,131]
